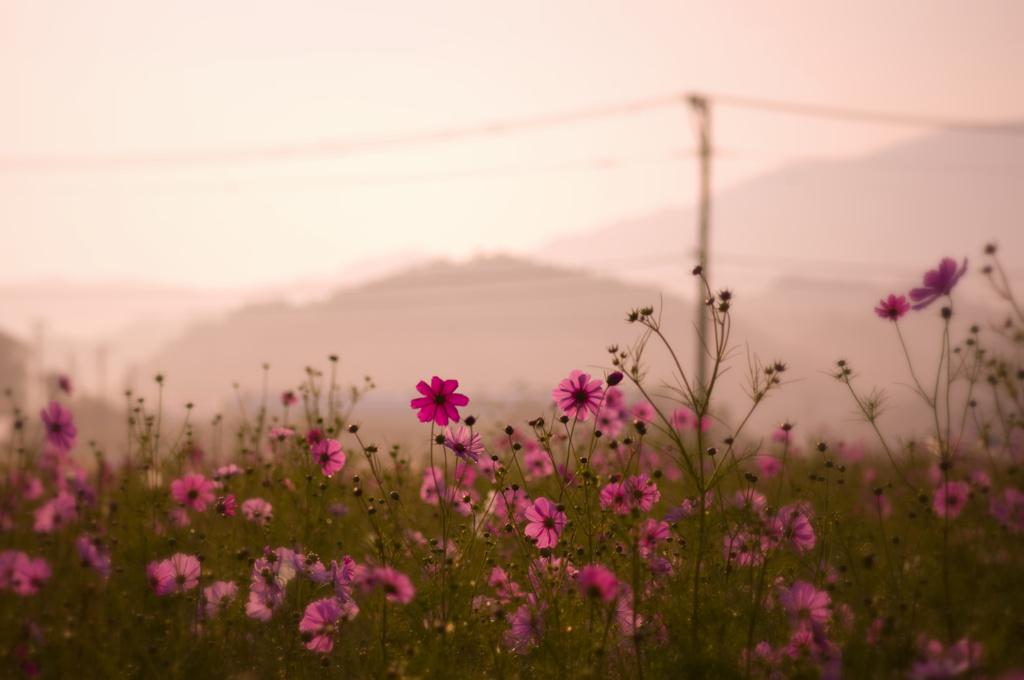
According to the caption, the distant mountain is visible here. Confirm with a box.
[139,253,1000,446]
[145,255,699,404]
[538,126,1024,297]
[0,250,431,404]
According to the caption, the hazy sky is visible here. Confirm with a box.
[2,1,1023,290]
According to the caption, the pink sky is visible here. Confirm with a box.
[2,1,1023,290]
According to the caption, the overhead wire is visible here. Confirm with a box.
[706,93,1024,135]
[2,90,1023,175]
[0,94,685,173]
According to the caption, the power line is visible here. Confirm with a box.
[707,93,1024,135]
[0,94,684,173]
[1,151,696,193]
[2,91,1020,175]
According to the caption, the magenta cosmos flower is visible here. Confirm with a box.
[769,505,816,554]
[281,390,298,406]
[268,427,294,441]
[552,370,604,421]
[504,602,545,654]
[76,535,111,579]
[147,560,174,594]
[624,474,661,512]
[10,554,51,596]
[215,494,237,517]
[779,581,830,629]
[909,258,967,310]
[241,497,273,525]
[934,480,970,519]
[576,564,619,602]
[524,497,568,549]
[165,553,201,594]
[300,598,344,653]
[368,566,416,604]
[600,480,629,514]
[203,580,238,619]
[443,426,484,463]
[33,491,77,533]
[875,294,910,321]
[40,401,77,452]
[311,439,346,477]
[170,474,216,512]
[411,377,469,427]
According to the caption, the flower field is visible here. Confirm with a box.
[2,247,1023,679]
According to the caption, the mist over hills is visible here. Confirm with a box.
[539,126,1024,296]
[3,124,1019,445]
[143,256,707,417]
[140,253,997,446]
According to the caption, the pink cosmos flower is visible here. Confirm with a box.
[734,488,768,515]
[300,598,344,653]
[875,294,910,321]
[311,439,346,477]
[637,519,671,557]
[250,560,289,606]
[170,474,216,512]
[203,581,238,618]
[488,567,525,603]
[241,497,273,525]
[33,491,77,533]
[369,566,416,604]
[523,497,567,549]
[11,471,43,501]
[246,587,284,621]
[147,560,174,594]
[769,505,816,554]
[784,629,815,660]
[443,426,484,463]
[268,427,294,441]
[504,602,545,654]
[528,556,577,592]
[58,374,73,395]
[331,556,357,601]
[281,390,298,406]
[213,463,243,480]
[167,507,190,529]
[991,488,1024,533]
[934,480,970,519]
[624,474,660,512]
[576,564,619,602]
[420,467,445,505]
[909,638,983,680]
[779,581,831,629]
[411,376,469,427]
[723,531,770,567]
[76,535,111,579]
[909,257,968,310]
[523,445,554,478]
[10,554,51,596]
[615,583,643,635]
[164,553,201,594]
[599,481,628,514]
[551,370,604,421]
[215,494,237,517]
[662,492,714,522]
[757,454,783,478]
[631,400,655,425]
[40,401,77,452]
[0,551,20,589]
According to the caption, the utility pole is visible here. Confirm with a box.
[96,345,107,403]
[688,94,712,389]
